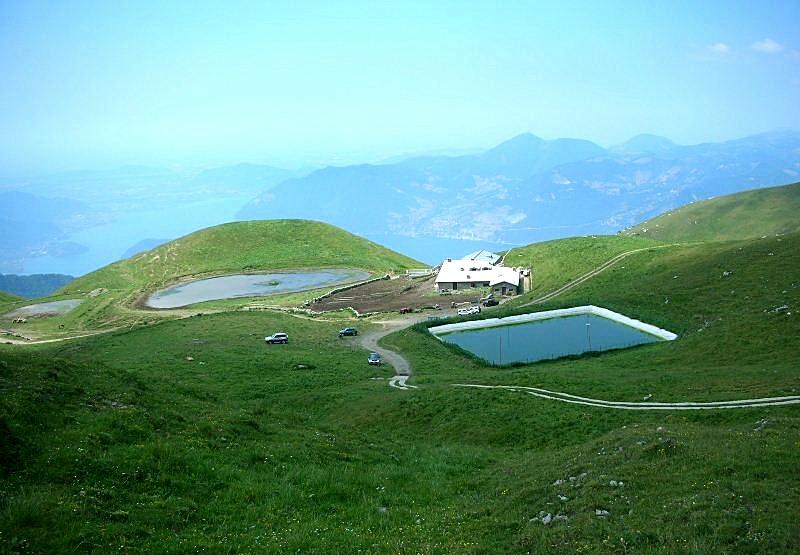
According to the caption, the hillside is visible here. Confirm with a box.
[625,182,800,242]
[63,219,422,294]
[2,230,798,552]
[504,235,659,299]
[0,291,20,311]
[0,220,420,338]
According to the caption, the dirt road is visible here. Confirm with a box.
[522,243,685,306]
[453,383,800,410]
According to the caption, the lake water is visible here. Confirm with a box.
[6,299,83,318]
[437,314,661,365]
[146,269,370,309]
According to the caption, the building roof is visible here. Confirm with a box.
[489,266,520,287]
[461,249,501,265]
[435,260,519,287]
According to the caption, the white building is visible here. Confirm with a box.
[435,253,522,296]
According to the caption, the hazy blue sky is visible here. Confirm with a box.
[1,0,799,174]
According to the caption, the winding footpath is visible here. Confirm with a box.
[452,384,800,410]
[522,243,685,306]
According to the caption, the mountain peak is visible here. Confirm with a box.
[614,134,676,154]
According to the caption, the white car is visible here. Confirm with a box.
[457,306,481,316]
[265,332,289,344]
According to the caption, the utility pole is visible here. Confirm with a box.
[586,322,592,351]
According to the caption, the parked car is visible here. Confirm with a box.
[265,332,289,344]
[399,307,413,314]
[457,306,481,316]
[482,298,499,307]
[338,327,358,337]
[368,352,382,365]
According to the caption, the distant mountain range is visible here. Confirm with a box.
[2,131,799,274]
[238,130,800,257]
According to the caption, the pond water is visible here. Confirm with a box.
[146,269,370,309]
[5,299,83,318]
[436,313,662,365]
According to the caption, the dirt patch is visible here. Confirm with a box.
[312,275,484,314]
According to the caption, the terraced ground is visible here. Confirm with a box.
[1,185,799,553]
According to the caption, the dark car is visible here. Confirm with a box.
[338,327,358,337]
[399,307,413,314]
[368,352,382,365]
[482,298,499,307]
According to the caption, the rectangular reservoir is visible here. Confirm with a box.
[429,305,676,365]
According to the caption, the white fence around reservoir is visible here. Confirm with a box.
[428,305,678,341]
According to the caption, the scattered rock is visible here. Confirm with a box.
[768,305,789,314]
[722,270,733,277]
[553,479,564,486]
[656,426,665,432]
[754,418,769,432]
[609,480,624,487]
[185,356,194,361]
[377,506,388,514]
[530,511,568,525]
[558,495,568,501]
[643,394,653,401]
[595,509,610,517]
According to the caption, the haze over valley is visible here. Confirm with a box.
[3,129,799,276]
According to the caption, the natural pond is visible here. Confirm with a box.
[146,269,370,309]
[430,306,676,365]
[5,299,83,319]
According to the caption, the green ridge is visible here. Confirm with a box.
[63,219,421,294]
[504,235,660,300]
[625,181,800,242]
[2,220,421,337]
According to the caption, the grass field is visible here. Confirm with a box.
[504,235,661,300]
[624,182,800,243]
[2,222,798,552]
[0,292,20,314]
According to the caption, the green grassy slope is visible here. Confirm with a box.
[504,235,660,299]
[625,182,800,242]
[63,219,421,294]
[1,220,421,338]
[0,291,21,306]
[2,232,798,553]
[0,292,21,316]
